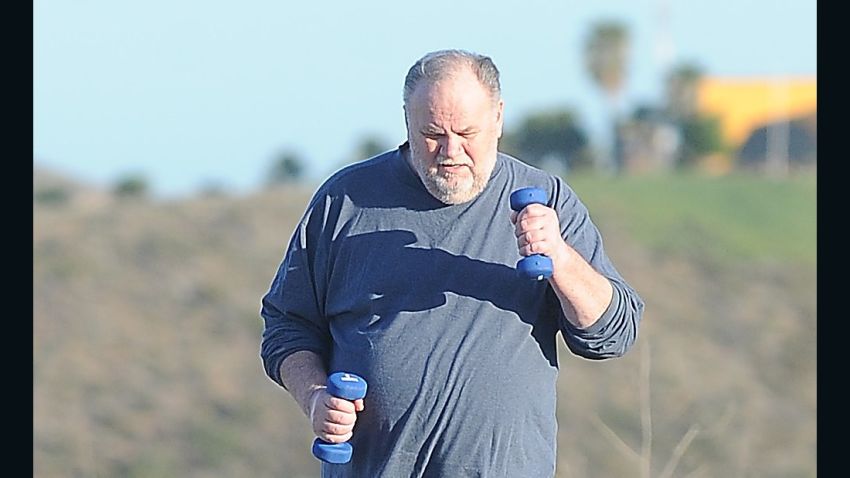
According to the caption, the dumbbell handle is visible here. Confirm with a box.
[311,372,368,464]
[510,187,554,281]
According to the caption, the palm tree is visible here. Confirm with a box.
[664,62,727,169]
[584,21,630,173]
[665,62,703,121]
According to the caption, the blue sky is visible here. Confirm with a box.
[33,0,816,198]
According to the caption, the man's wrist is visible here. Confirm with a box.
[306,386,327,421]
[549,241,577,280]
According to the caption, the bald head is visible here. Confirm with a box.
[403,50,501,108]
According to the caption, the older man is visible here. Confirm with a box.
[260,49,644,477]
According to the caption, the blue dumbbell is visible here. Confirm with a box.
[510,187,554,281]
[311,372,368,464]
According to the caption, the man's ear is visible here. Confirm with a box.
[495,99,505,139]
[403,107,414,143]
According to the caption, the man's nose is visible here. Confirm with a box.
[441,134,464,159]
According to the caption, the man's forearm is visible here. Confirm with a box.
[279,350,329,418]
[548,243,614,329]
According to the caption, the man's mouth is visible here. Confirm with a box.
[437,162,470,173]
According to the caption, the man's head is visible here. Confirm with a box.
[403,50,504,205]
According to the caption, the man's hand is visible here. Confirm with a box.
[308,387,366,444]
[511,203,569,266]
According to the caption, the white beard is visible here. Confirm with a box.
[408,149,492,205]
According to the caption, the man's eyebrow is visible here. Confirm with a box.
[421,125,445,134]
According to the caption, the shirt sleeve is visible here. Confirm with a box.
[551,178,645,360]
[259,196,332,388]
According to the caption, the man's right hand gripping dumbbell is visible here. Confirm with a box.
[310,372,368,464]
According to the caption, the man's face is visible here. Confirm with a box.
[404,68,504,205]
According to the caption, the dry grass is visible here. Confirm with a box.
[34,176,816,477]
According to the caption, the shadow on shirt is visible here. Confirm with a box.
[327,229,561,367]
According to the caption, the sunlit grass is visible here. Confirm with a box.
[566,171,816,267]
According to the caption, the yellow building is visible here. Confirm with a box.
[696,76,817,148]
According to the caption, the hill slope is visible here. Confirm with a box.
[33,173,816,478]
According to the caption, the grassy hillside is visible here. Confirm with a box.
[33,172,816,478]
[569,172,816,267]
[558,172,816,477]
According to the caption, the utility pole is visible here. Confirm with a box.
[766,77,790,177]
[654,0,675,84]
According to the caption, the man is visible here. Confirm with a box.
[260,49,644,477]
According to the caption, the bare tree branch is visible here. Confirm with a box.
[640,339,653,478]
[659,424,701,478]
[590,413,641,463]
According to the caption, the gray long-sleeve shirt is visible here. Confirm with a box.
[260,143,644,477]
